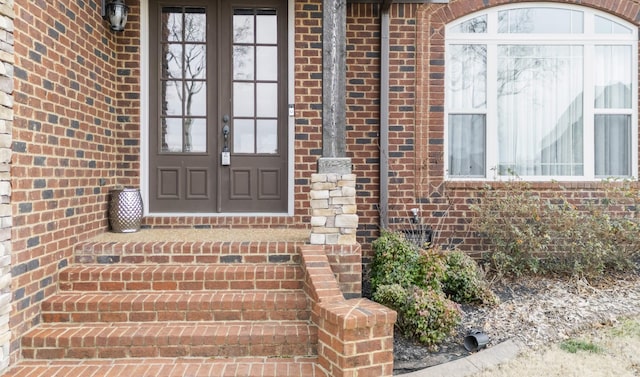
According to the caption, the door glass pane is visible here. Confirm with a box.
[184,44,206,80]
[257,119,278,153]
[497,45,584,176]
[234,83,254,117]
[185,82,206,116]
[163,118,183,152]
[234,119,255,153]
[234,46,254,80]
[595,115,631,177]
[256,83,277,117]
[185,118,207,152]
[160,7,207,154]
[232,8,280,156]
[448,114,485,177]
[162,8,183,42]
[184,10,206,42]
[256,14,277,44]
[234,14,254,43]
[256,46,277,80]
[595,46,632,109]
[162,81,182,116]
[163,44,183,79]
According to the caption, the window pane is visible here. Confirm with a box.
[448,115,485,177]
[449,15,487,33]
[497,45,584,176]
[184,118,207,152]
[162,81,182,116]
[234,83,254,117]
[256,83,278,117]
[162,118,182,152]
[184,44,206,80]
[257,119,278,153]
[595,46,632,109]
[184,82,206,116]
[234,46,254,80]
[595,16,632,34]
[595,115,631,177]
[256,13,277,44]
[234,14,254,43]
[162,44,183,79]
[234,119,255,153]
[498,8,583,34]
[448,45,486,110]
[184,10,206,42]
[256,46,278,81]
[162,8,183,42]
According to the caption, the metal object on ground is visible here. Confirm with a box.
[464,330,490,352]
[109,187,143,233]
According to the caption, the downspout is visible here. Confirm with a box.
[379,1,391,229]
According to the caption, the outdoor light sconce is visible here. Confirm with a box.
[102,0,129,32]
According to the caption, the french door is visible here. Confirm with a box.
[148,0,288,213]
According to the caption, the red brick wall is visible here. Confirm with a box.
[10,0,141,362]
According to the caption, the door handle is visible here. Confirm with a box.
[221,115,231,166]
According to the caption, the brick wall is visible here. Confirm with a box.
[10,0,136,363]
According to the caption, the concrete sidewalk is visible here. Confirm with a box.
[398,339,525,377]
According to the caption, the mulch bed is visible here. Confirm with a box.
[392,266,640,375]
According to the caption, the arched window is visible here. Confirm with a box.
[445,4,638,180]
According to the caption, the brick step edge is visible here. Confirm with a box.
[74,240,306,265]
[0,356,327,377]
[58,264,304,291]
[42,290,311,323]
[21,321,318,360]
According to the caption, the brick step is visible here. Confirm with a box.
[0,357,326,377]
[21,321,317,360]
[74,239,306,265]
[41,290,310,323]
[58,264,304,292]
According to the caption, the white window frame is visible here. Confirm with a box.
[444,3,638,181]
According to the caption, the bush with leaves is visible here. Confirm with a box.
[471,179,640,280]
[442,249,497,305]
[373,284,461,346]
[370,231,496,345]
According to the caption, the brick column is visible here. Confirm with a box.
[310,172,358,245]
[300,246,396,377]
[0,0,12,372]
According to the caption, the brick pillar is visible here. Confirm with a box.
[310,172,358,245]
[300,246,396,377]
[0,0,12,372]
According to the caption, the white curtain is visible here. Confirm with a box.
[447,44,486,177]
[594,45,632,177]
[497,45,583,176]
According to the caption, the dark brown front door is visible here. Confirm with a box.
[149,0,288,213]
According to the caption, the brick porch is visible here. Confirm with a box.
[1,231,395,377]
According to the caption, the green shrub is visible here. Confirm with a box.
[370,230,423,292]
[442,249,498,305]
[370,230,497,346]
[373,284,461,346]
[471,180,640,280]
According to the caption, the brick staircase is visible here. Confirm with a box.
[13,235,326,377]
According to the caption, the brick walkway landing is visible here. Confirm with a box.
[1,357,325,377]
